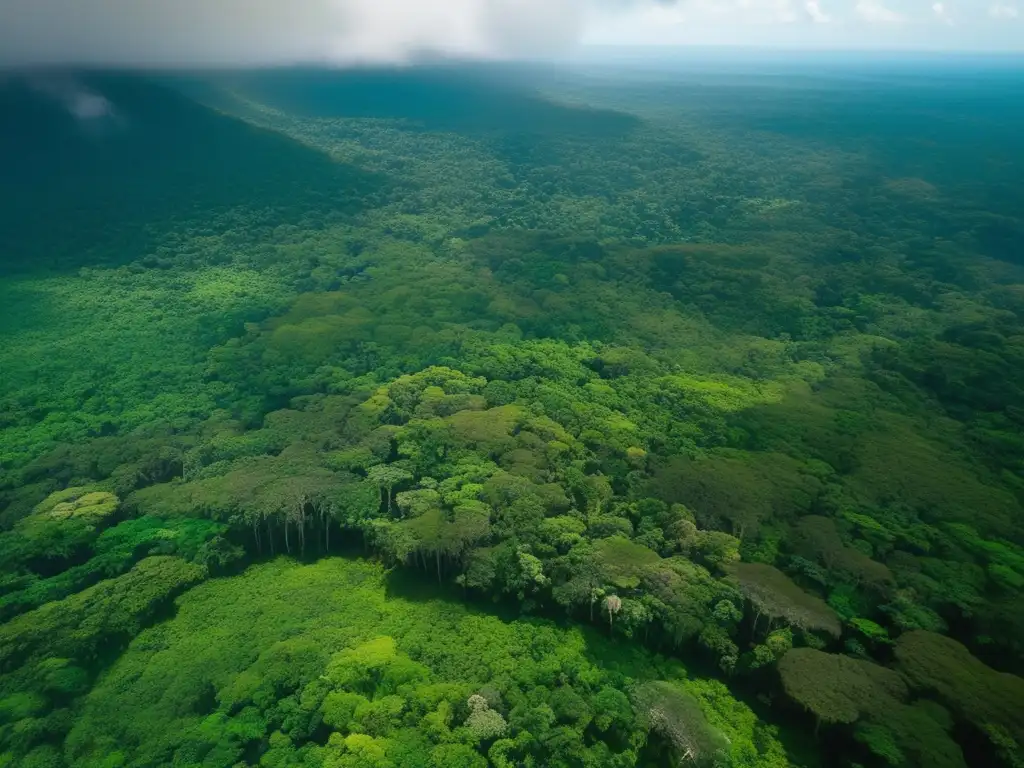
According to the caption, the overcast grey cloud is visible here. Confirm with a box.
[0,0,586,68]
[0,0,1020,69]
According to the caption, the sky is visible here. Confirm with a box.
[583,0,1023,51]
[0,0,1020,69]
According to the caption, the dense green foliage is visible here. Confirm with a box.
[60,557,787,768]
[1,60,1023,767]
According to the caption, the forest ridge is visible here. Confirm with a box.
[0,62,1022,768]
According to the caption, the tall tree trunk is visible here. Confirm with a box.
[299,500,307,557]
[284,520,291,554]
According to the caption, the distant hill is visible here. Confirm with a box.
[198,65,640,138]
[0,72,386,274]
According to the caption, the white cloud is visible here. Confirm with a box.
[989,3,1019,17]
[854,0,904,23]
[28,77,116,120]
[582,0,820,46]
[736,0,801,24]
[804,0,831,22]
[932,2,953,24]
[628,0,688,26]
[615,0,805,27]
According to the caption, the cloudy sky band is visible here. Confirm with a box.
[0,0,1020,69]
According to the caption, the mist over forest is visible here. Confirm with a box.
[1,47,1023,768]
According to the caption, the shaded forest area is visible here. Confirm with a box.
[0,62,1022,768]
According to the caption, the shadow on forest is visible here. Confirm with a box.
[382,560,515,610]
[381,558,583,632]
[212,66,641,139]
[0,72,391,275]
